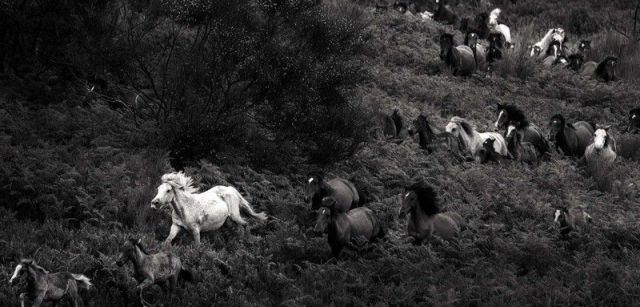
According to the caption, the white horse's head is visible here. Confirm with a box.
[445,122,460,137]
[151,172,198,209]
[593,127,611,151]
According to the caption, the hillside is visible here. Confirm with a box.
[2,0,640,306]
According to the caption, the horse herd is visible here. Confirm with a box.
[380,0,620,81]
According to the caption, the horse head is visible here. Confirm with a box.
[549,114,566,140]
[506,122,520,139]
[304,172,325,202]
[629,108,640,133]
[399,190,417,218]
[151,182,179,209]
[314,206,332,233]
[495,103,507,129]
[464,32,479,48]
[439,33,455,60]
[393,1,407,13]
[593,126,611,151]
[9,259,32,285]
[578,40,591,53]
[529,45,542,57]
[597,56,618,82]
[116,238,143,266]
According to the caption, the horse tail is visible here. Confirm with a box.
[237,192,268,221]
[71,274,93,289]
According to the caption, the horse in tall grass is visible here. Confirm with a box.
[433,0,458,25]
[529,28,555,58]
[464,32,487,71]
[476,138,505,164]
[399,181,463,244]
[10,258,92,307]
[488,8,513,47]
[629,108,640,133]
[446,116,508,157]
[151,172,267,245]
[554,207,592,236]
[494,103,549,156]
[116,238,194,305]
[506,122,539,164]
[305,172,360,212]
[314,197,384,257]
[439,33,477,76]
[487,32,505,63]
[548,114,595,158]
[585,127,617,166]
[594,56,619,82]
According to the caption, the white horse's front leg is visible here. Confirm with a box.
[192,227,201,245]
[164,224,181,246]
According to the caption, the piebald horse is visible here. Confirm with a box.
[554,207,592,236]
[548,114,595,158]
[585,126,617,166]
[10,259,92,307]
[494,103,549,156]
[439,33,477,76]
[151,172,267,245]
[399,181,463,244]
[305,172,360,212]
[314,197,384,257]
[446,116,508,157]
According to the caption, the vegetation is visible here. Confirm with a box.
[2,0,640,306]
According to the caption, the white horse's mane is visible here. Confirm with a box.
[449,116,476,135]
[161,172,199,193]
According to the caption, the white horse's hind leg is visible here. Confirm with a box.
[238,195,268,221]
[221,191,248,226]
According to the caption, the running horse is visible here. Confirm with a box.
[305,172,360,212]
[494,103,549,156]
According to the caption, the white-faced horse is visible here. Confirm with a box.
[151,172,268,245]
[585,126,617,166]
[446,116,508,157]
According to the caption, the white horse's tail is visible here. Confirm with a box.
[238,193,268,221]
[72,274,93,289]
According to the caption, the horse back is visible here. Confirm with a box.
[573,121,596,155]
[453,45,476,76]
[523,125,549,155]
[327,178,360,211]
[346,207,378,240]
[147,253,182,282]
[430,214,460,240]
[479,132,508,156]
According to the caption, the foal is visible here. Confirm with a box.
[116,238,193,305]
[506,122,539,164]
[585,127,617,166]
[399,181,463,244]
[10,258,92,307]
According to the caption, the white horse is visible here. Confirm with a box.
[488,8,513,47]
[585,127,617,166]
[446,116,508,157]
[151,172,268,245]
[530,28,559,58]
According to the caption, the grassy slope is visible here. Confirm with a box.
[3,1,640,306]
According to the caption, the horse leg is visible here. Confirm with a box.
[192,228,201,245]
[19,293,26,307]
[68,280,81,307]
[164,224,182,246]
[227,202,248,226]
[31,294,44,307]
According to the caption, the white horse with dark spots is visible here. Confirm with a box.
[151,172,267,245]
[446,116,508,157]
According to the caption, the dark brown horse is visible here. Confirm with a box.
[506,121,539,164]
[486,32,505,63]
[413,114,436,151]
[116,238,194,305]
[10,259,92,307]
[399,181,463,244]
[476,138,504,164]
[548,114,595,158]
[305,173,360,212]
[314,197,384,257]
[439,33,477,76]
[464,32,487,71]
[494,103,549,156]
[594,56,618,82]
[433,0,459,25]
[567,53,584,72]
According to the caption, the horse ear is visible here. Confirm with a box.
[604,125,611,131]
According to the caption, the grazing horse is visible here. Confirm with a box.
[439,33,477,76]
[10,258,92,307]
[585,127,617,166]
[464,32,487,71]
[116,238,193,305]
[433,0,458,25]
[151,172,267,245]
[399,181,463,244]
[506,122,539,164]
[494,103,549,156]
[548,114,595,158]
[305,173,360,212]
[446,116,508,157]
[554,207,592,236]
[629,108,640,133]
[594,56,618,82]
[314,198,384,257]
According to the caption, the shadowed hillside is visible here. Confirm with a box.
[2,0,640,306]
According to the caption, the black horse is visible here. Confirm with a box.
[486,32,505,63]
[594,56,618,82]
[494,103,549,156]
[433,0,459,25]
[548,114,595,158]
